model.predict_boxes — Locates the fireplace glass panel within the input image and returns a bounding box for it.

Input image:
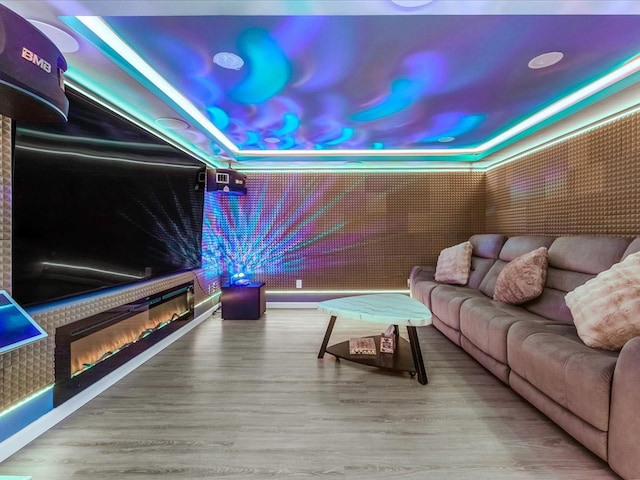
[70,295,190,377]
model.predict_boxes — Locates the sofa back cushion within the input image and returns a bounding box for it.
[478,236,554,298]
[467,234,507,289]
[524,236,632,324]
[499,236,555,261]
[622,237,640,259]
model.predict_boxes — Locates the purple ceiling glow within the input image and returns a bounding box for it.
[101,15,640,152]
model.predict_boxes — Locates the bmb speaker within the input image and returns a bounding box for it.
[206,168,247,196]
[0,4,69,122]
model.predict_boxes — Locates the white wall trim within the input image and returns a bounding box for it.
[267,302,318,309]
[0,305,217,463]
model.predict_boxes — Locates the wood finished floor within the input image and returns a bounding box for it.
[0,309,619,479]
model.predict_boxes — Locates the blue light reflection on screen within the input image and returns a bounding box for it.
[0,290,47,354]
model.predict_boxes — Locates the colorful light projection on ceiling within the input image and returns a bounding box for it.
[201,176,385,280]
[64,14,640,161]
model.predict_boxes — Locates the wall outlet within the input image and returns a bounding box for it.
[296,279,302,289]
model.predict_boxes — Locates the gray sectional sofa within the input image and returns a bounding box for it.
[410,234,640,479]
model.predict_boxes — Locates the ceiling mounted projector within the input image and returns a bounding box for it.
[206,168,247,196]
[0,4,69,122]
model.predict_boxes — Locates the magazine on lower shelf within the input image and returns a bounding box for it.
[349,337,376,355]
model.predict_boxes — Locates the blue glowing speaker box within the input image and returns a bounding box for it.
[0,4,69,122]
[206,168,247,196]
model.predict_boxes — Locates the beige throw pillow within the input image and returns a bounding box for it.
[435,241,473,285]
[565,251,640,351]
[494,247,548,305]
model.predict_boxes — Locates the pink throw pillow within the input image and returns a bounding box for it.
[494,247,548,305]
[565,251,640,351]
[435,241,473,285]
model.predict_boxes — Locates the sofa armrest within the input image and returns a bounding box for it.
[409,265,436,286]
[608,336,640,479]
[409,265,436,305]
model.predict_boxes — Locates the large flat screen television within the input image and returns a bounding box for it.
[12,89,206,307]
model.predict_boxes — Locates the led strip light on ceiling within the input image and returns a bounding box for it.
[75,16,640,162]
[75,16,238,155]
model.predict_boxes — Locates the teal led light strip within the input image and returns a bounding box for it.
[266,289,410,295]
[239,166,473,173]
[0,386,53,420]
[478,102,640,172]
[195,291,221,309]
[75,16,238,155]
[479,56,640,152]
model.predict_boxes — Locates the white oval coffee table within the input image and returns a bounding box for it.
[317,294,432,385]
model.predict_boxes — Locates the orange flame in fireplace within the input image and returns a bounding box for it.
[70,297,188,376]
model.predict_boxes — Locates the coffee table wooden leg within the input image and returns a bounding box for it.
[318,315,337,358]
[407,326,428,385]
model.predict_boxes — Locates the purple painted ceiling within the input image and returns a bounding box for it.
[4,0,640,166]
[101,14,640,153]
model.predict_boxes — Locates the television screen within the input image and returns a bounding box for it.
[0,290,47,354]
[12,90,206,306]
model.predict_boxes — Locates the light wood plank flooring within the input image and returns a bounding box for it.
[0,309,618,479]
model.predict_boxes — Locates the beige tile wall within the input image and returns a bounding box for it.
[486,111,640,236]
[228,171,486,290]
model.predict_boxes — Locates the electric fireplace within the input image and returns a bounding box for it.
[54,282,194,405]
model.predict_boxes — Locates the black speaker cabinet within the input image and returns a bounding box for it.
[0,4,69,122]
[221,282,266,320]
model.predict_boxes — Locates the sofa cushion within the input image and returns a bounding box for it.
[566,251,640,350]
[524,287,575,325]
[477,236,554,301]
[548,236,631,275]
[507,321,618,432]
[622,237,640,259]
[460,296,549,364]
[478,260,507,298]
[494,247,548,305]
[498,236,554,262]
[430,284,487,332]
[435,241,473,285]
[467,234,507,288]
[523,236,631,324]
[469,233,506,259]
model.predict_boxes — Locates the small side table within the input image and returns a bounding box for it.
[221,282,266,320]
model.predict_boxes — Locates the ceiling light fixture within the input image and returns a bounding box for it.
[264,137,281,144]
[28,20,80,53]
[528,51,564,69]
[438,136,455,143]
[483,54,640,151]
[155,117,189,130]
[213,52,244,70]
[390,0,434,7]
